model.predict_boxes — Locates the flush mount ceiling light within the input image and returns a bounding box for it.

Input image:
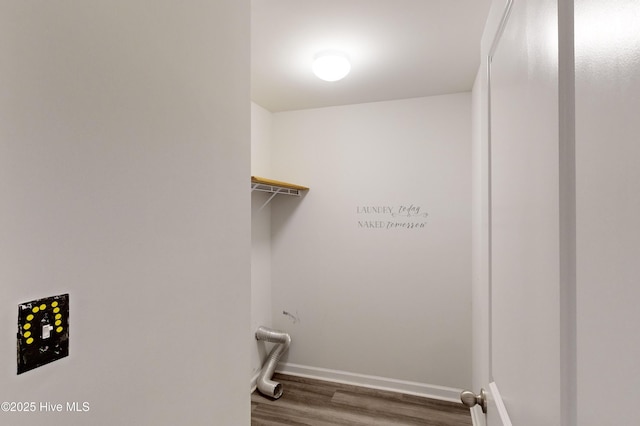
[312,51,351,82]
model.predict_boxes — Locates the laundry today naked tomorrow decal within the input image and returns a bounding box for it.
[356,204,429,230]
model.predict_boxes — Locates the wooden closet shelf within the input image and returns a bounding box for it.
[251,176,309,211]
[251,176,309,192]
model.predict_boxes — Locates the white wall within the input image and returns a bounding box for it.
[269,94,472,391]
[575,2,640,424]
[251,103,273,177]
[0,2,250,425]
[251,103,273,380]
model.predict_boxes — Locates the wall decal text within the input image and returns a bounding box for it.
[356,204,428,230]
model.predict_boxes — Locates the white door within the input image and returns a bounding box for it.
[472,1,640,425]
[469,1,573,424]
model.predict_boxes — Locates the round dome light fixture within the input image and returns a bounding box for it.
[312,51,351,82]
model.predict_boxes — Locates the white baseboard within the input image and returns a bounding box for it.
[269,362,463,403]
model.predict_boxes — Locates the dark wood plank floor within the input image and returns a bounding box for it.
[251,374,472,426]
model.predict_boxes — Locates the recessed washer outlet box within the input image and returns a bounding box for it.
[17,294,69,374]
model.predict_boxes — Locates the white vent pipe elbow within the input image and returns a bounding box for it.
[255,326,291,399]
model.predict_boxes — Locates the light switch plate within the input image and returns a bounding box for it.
[17,294,69,374]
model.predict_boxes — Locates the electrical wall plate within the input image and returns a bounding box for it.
[17,294,69,374]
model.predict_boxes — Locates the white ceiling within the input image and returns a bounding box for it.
[251,0,493,112]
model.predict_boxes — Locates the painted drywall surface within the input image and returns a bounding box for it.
[0,2,250,425]
[575,2,640,424]
[270,94,472,389]
[251,102,273,380]
[251,103,273,178]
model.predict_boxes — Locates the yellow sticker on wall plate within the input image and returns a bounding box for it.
[18,294,69,375]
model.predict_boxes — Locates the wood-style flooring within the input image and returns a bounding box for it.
[251,374,472,426]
